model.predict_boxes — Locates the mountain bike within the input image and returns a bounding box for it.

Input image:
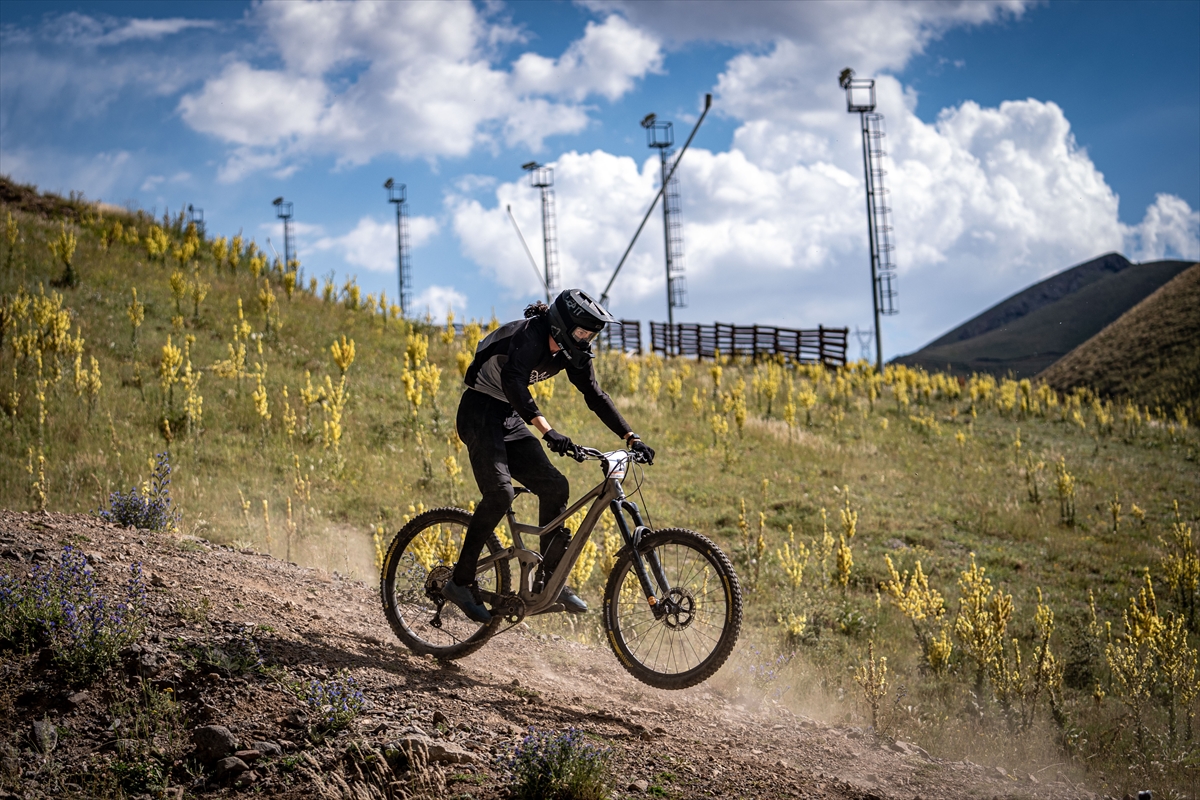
[380,446,743,690]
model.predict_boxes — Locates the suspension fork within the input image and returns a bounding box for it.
[609,499,671,618]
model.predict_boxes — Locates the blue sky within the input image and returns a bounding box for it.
[2,0,1197,359]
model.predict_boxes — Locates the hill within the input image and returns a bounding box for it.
[894,252,1195,378]
[1,181,1197,797]
[1039,263,1200,419]
[0,510,1088,799]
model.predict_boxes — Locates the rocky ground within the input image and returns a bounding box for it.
[0,511,1103,800]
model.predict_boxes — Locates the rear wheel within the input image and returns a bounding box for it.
[602,528,742,690]
[380,507,510,660]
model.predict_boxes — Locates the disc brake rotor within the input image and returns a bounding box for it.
[662,587,696,630]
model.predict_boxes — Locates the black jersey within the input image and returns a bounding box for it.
[463,314,630,439]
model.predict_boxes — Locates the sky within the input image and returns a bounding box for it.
[1,0,1197,360]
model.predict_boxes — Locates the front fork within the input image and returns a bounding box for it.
[609,499,672,619]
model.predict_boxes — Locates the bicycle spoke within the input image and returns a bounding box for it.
[610,537,733,676]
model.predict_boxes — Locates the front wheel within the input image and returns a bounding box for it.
[380,507,510,660]
[603,528,742,690]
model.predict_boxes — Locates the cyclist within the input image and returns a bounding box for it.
[444,289,655,623]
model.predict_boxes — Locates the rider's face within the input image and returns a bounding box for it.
[571,327,599,344]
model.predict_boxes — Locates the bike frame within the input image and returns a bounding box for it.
[473,449,671,618]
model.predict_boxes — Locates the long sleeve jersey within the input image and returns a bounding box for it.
[463,314,631,439]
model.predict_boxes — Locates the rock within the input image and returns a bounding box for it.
[192,725,238,763]
[150,572,170,588]
[65,691,90,712]
[282,708,309,729]
[233,769,258,789]
[277,739,297,752]
[431,710,448,726]
[995,766,1008,778]
[389,734,475,765]
[234,749,262,763]
[251,741,282,757]
[628,779,650,793]
[31,719,56,753]
[85,552,104,565]
[214,756,249,780]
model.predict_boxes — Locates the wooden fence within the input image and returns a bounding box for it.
[648,321,848,366]
[601,320,643,354]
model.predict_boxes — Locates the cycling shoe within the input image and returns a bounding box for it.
[442,579,492,623]
[558,585,588,614]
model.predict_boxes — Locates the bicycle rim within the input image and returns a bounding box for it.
[382,509,505,656]
[605,529,740,688]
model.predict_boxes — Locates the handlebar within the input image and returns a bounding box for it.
[571,445,652,465]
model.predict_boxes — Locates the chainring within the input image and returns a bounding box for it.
[494,594,527,624]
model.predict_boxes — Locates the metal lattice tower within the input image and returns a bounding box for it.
[186,204,205,237]
[272,197,295,270]
[385,179,412,317]
[840,69,899,373]
[523,162,560,296]
[642,114,688,330]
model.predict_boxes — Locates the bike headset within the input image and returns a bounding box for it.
[546,289,616,369]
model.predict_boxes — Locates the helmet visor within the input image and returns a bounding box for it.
[571,327,599,344]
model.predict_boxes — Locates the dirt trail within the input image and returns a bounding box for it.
[0,511,1099,800]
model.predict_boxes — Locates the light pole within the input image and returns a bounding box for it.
[840,68,898,373]
[272,196,294,270]
[385,179,411,318]
[522,162,559,299]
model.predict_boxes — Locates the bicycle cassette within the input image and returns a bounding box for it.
[424,565,452,601]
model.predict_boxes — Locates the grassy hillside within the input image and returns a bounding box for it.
[896,252,1194,378]
[1040,263,1200,420]
[2,183,1198,795]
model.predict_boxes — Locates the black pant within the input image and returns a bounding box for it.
[452,389,569,585]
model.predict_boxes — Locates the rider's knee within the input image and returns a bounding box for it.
[480,485,515,509]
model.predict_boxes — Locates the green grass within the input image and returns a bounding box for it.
[2,191,1198,797]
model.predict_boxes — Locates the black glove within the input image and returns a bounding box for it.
[630,437,655,465]
[543,429,575,457]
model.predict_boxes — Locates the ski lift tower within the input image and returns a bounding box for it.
[840,68,898,373]
[384,179,412,317]
[642,113,688,335]
[272,196,295,270]
[522,162,560,297]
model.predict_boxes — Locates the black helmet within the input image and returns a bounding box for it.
[547,289,615,368]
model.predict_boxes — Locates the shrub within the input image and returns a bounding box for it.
[293,669,366,732]
[0,545,147,681]
[97,451,180,531]
[503,727,612,800]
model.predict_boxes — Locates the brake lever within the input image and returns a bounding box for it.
[570,446,587,463]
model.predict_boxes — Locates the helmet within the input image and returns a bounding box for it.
[547,289,615,368]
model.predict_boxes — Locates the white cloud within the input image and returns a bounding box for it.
[49,13,217,47]
[1124,194,1200,262]
[511,15,663,102]
[312,215,440,275]
[177,3,660,180]
[452,85,1198,354]
[412,286,468,322]
[141,175,165,192]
